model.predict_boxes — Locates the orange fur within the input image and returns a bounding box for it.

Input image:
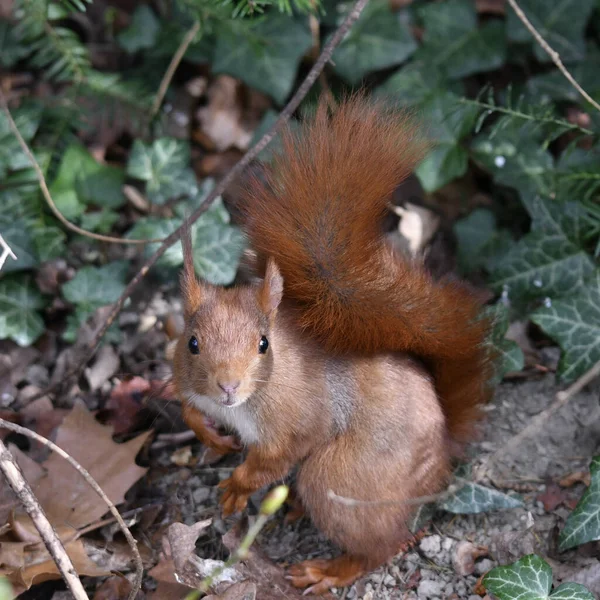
[240,94,495,444]
[172,94,496,593]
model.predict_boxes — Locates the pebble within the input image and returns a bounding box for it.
[417,579,445,598]
[475,558,495,575]
[192,486,211,504]
[419,534,442,558]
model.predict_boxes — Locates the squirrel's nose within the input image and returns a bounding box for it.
[218,380,241,394]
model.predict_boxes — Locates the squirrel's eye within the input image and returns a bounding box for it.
[258,335,269,354]
[188,336,200,355]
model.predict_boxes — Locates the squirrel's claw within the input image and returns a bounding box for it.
[218,477,249,516]
[287,556,365,595]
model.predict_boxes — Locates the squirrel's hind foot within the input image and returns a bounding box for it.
[286,555,367,595]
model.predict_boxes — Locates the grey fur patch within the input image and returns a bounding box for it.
[325,359,356,433]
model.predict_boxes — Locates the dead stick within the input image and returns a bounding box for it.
[0,419,143,600]
[476,358,600,481]
[0,438,89,600]
[507,0,600,112]
[59,0,370,385]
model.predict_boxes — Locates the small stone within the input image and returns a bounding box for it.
[420,535,442,558]
[469,595,482,600]
[370,573,384,584]
[417,579,445,598]
[384,574,395,586]
[442,537,454,552]
[475,559,495,575]
[192,486,211,504]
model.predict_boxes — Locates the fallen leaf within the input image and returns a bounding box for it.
[167,520,213,587]
[559,471,592,488]
[537,481,571,511]
[170,446,194,467]
[475,0,505,14]
[92,574,145,599]
[104,376,151,435]
[0,402,150,593]
[453,541,489,576]
[205,582,256,600]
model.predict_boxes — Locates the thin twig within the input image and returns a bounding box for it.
[151,20,201,119]
[0,439,89,600]
[0,89,163,246]
[0,419,144,600]
[327,481,463,508]
[507,0,600,113]
[476,359,600,481]
[62,0,370,385]
[0,234,17,271]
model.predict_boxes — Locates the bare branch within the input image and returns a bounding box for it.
[0,419,144,600]
[0,90,163,246]
[0,438,89,600]
[61,0,371,385]
[151,20,201,119]
[506,0,600,113]
[0,234,17,271]
[475,359,600,481]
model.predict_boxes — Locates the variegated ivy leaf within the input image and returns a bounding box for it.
[484,554,595,600]
[440,480,522,514]
[559,456,600,551]
[126,138,197,205]
[531,271,600,382]
[0,275,47,346]
[490,198,595,303]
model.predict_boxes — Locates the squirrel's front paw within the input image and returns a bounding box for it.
[218,477,250,516]
[202,418,242,455]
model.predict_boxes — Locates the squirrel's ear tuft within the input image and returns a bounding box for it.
[259,258,283,317]
[180,225,203,318]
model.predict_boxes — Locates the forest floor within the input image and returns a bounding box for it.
[2,283,600,600]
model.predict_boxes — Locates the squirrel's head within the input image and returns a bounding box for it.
[173,227,283,408]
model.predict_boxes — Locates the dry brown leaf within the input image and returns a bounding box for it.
[105,376,151,435]
[537,481,572,511]
[85,345,120,392]
[205,582,256,600]
[559,470,592,488]
[452,541,489,576]
[93,574,145,599]
[148,557,191,600]
[0,402,150,593]
[475,0,505,14]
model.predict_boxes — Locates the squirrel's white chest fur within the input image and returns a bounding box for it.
[185,391,259,445]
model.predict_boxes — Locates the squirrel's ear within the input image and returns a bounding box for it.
[180,225,203,318]
[258,258,283,317]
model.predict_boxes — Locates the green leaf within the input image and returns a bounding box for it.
[507,0,595,64]
[126,138,197,205]
[75,165,126,209]
[415,144,468,193]
[193,200,246,285]
[441,480,523,514]
[33,225,66,262]
[0,103,42,179]
[62,261,128,307]
[117,5,160,53]
[79,209,119,234]
[376,62,449,107]
[126,216,184,269]
[532,272,600,382]
[330,0,416,84]
[0,216,37,273]
[454,208,497,272]
[491,198,595,302]
[418,0,506,79]
[559,456,600,550]
[422,91,480,144]
[212,15,312,104]
[484,554,595,600]
[0,19,30,67]
[49,142,102,219]
[0,275,46,346]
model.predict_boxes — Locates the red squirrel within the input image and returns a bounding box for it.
[172,95,495,595]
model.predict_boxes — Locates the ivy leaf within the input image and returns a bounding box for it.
[507,0,595,64]
[0,215,38,273]
[485,303,525,381]
[559,456,600,551]
[117,5,160,53]
[126,138,197,205]
[415,144,468,193]
[441,479,523,514]
[49,143,103,219]
[330,0,416,84]
[454,208,497,273]
[484,554,595,600]
[193,204,246,285]
[126,216,184,269]
[418,0,506,80]
[531,271,600,382]
[490,198,595,302]
[75,165,126,209]
[212,15,312,105]
[0,103,42,179]
[0,19,30,67]
[62,261,128,307]
[33,225,66,262]
[0,275,46,347]
[79,209,119,234]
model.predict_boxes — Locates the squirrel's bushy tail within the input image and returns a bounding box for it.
[240,95,495,443]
